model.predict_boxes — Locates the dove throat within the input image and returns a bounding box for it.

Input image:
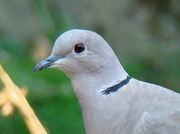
[70,55,129,101]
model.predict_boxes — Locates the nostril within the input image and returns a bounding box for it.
[46,59,52,61]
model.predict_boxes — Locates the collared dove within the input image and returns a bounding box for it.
[34,29,180,134]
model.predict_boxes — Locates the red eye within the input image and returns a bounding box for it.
[74,43,85,53]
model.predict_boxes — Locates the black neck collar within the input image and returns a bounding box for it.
[102,76,131,95]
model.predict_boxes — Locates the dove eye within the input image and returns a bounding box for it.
[74,43,86,54]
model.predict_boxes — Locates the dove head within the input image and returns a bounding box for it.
[34,29,127,85]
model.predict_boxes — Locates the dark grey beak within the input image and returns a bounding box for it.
[34,54,60,72]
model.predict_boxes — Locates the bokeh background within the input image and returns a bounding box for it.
[0,0,179,133]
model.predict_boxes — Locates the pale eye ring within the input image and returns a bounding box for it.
[74,43,85,53]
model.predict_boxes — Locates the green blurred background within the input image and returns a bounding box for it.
[0,0,179,133]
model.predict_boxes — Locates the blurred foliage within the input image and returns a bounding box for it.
[0,0,85,134]
[0,0,179,134]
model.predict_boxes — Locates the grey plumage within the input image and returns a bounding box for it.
[34,29,180,134]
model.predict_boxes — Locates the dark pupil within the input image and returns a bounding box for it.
[74,43,85,53]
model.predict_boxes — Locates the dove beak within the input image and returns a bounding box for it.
[34,54,61,72]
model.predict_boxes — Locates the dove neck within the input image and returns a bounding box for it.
[71,59,128,98]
